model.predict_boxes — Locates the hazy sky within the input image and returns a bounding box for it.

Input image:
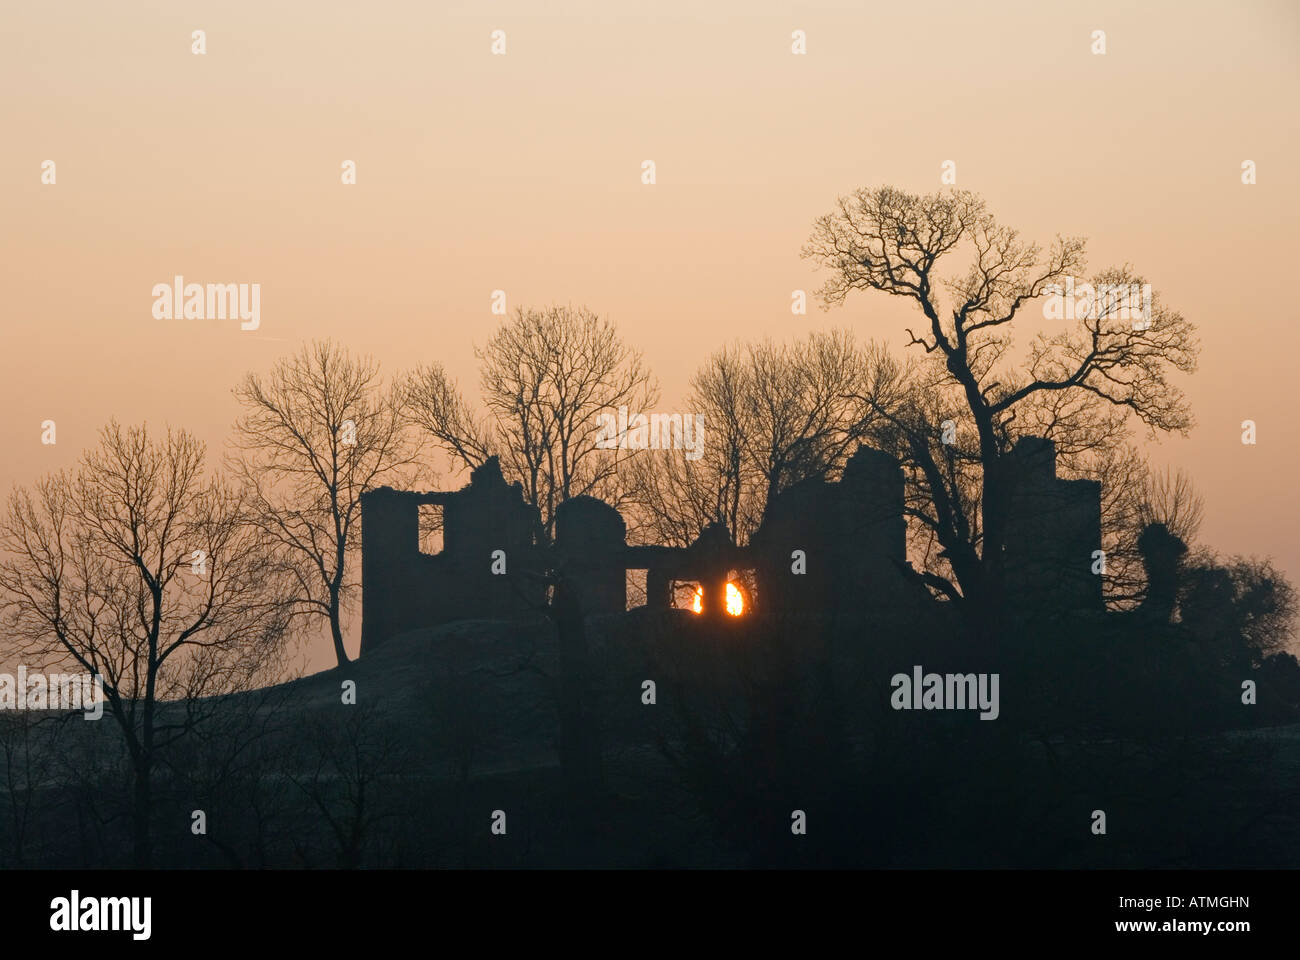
[3,0,1297,670]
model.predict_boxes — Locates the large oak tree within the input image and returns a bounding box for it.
[804,187,1198,630]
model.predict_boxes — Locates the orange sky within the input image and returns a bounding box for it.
[2,0,1297,670]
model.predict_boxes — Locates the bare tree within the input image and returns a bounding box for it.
[624,346,752,547]
[0,422,292,866]
[1137,465,1204,544]
[166,676,300,868]
[231,340,415,667]
[624,448,741,549]
[628,331,890,547]
[742,333,883,510]
[857,353,1194,609]
[404,305,657,544]
[805,186,1198,628]
[289,703,403,869]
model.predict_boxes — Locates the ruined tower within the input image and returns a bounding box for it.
[554,495,627,616]
[359,457,544,655]
[1001,437,1103,613]
[750,444,916,615]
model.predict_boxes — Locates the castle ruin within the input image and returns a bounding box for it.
[359,439,1105,654]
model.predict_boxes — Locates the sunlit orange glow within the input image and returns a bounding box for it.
[690,583,745,616]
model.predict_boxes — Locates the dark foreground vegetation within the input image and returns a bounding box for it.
[3,602,1297,869]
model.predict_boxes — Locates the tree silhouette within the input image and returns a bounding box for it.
[804,186,1198,631]
[627,331,893,547]
[0,422,292,865]
[231,340,415,667]
[404,304,656,544]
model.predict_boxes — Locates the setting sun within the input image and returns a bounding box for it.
[691,583,745,616]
